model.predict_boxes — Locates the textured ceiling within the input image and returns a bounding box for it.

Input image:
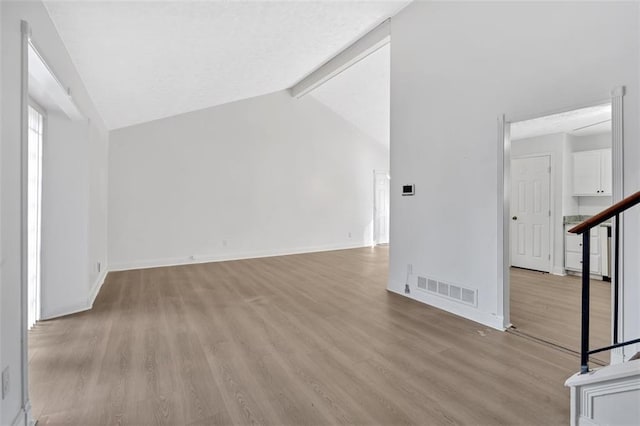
[43,0,410,130]
[511,104,611,140]
[310,43,389,148]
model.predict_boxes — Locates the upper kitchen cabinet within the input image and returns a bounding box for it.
[573,148,612,196]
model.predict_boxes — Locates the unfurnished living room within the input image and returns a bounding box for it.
[1,1,640,425]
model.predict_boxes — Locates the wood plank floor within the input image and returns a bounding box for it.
[30,247,578,425]
[510,267,611,364]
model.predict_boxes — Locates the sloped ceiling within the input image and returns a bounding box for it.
[43,0,409,130]
[310,43,389,148]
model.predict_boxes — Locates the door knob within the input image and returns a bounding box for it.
[512,216,518,220]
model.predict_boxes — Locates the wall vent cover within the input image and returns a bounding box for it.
[417,276,427,290]
[416,275,478,307]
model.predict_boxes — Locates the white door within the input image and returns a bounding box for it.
[374,171,390,245]
[511,156,551,272]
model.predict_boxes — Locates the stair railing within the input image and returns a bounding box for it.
[569,190,640,373]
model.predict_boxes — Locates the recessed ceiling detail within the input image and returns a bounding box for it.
[43,0,410,130]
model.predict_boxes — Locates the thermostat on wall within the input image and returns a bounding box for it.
[402,184,415,196]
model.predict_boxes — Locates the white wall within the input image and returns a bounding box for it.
[0,0,4,421]
[39,112,90,319]
[512,133,565,275]
[389,1,639,336]
[563,134,580,217]
[109,90,388,270]
[1,1,109,423]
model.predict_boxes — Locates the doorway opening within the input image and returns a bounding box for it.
[503,101,619,364]
[373,170,390,245]
[27,104,44,329]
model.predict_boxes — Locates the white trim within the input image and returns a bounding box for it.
[552,266,567,276]
[40,301,92,321]
[289,19,390,98]
[499,88,625,356]
[610,86,625,363]
[39,269,108,320]
[10,407,27,426]
[87,269,108,308]
[27,40,84,121]
[19,19,35,426]
[565,359,640,425]
[497,115,510,328]
[109,243,370,272]
[565,358,640,387]
[388,287,505,331]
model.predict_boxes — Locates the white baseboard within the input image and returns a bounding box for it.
[108,242,370,272]
[10,406,29,426]
[40,301,91,320]
[40,269,109,320]
[552,266,567,276]
[87,268,108,308]
[387,286,506,331]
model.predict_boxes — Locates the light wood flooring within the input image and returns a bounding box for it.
[30,247,578,425]
[510,267,611,364]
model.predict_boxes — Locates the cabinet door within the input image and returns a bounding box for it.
[566,234,599,255]
[589,255,601,274]
[600,148,612,195]
[573,151,601,195]
[565,252,582,271]
[565,252,601,274]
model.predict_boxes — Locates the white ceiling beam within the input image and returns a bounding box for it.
[289,19,390,99]
[28,41,84,121]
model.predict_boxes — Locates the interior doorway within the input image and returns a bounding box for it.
[373,170,390,245]
[27,104,44,329]
[502,99,620,362]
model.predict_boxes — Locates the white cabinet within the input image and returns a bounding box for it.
[565,225,606,276]
[573,149,612,196]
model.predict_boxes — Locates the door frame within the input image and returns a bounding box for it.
[19,19,35,425]
[27,99,46,329]
[510,153,553,274]
[497,87,625,347]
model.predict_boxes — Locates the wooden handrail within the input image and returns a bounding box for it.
[569,190,640,234]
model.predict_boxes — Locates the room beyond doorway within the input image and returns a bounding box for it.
[509,267,611,364]
[501,97,621,354]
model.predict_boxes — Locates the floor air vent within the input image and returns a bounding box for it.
[417,275,477,307]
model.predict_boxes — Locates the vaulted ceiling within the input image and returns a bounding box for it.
[310,43,389,148]
[43,0,409,130]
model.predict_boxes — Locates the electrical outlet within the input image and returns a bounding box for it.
[222,240,228,247]
[2,366,9,400]
[348,232,352,238]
